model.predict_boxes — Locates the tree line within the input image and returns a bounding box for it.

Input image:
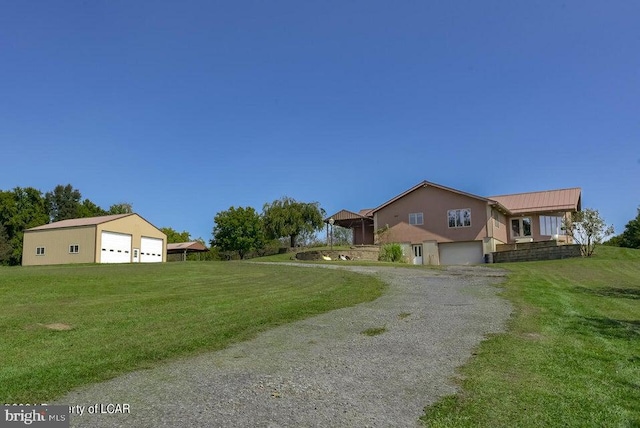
[0,185,340,265]
[604,207,640,249]
[212,196,327,259]
[0,184,132,265]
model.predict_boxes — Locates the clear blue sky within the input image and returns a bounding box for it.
[2,1,638,241]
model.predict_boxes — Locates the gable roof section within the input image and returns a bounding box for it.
[25,213,134,231]
[358,208,374,217]
[371,180,504,214]
[324,209,370,223]
[489,188,581,215]
[167,241,208,252]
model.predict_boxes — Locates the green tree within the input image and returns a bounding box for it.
[78,199,108,218]
[263,197,324,248]
[0,187,49,265]
[188,237,217,261]
[161,227,191,244]
[0,223,12,265]
[212,206,264,259]
[563,208,615,257]
[45,184,82,221]
[618,208,640,249]
[603,234,623,247]
[108,202,133,214]
[333,226,353,246]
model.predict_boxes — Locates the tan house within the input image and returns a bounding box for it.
[326,180,581,265]
[22,213,167,266]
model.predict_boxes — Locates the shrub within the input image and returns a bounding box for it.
[378,243,405,262]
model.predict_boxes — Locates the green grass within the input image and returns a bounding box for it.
[422,246,640,427]
[361,326,387,336]
[0,261,385,403]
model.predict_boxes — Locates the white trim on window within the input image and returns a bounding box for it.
[447,209,471,228]
[409,212,423,225]
[69,244,80,254]
[539,215,565,236]
[511,217,532,238]
[36,247,45,256]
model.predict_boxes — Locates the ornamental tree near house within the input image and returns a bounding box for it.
[562,208,615,257]
[262,197,324,248]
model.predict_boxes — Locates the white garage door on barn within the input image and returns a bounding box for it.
[101,231,132,263]
[439,241,484,265]
[140,236,163,263]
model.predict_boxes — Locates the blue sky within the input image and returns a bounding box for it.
[1,1,638,241]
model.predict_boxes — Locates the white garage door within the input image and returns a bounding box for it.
[101,231,132,263]
[439,241,484,265]
[140,237,163,263]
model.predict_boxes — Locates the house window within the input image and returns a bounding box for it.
[493,211,502,228]
[36,247,45,256]
[540,216,565,236]
[448,209,471,228]
[69,244,79,254]
[409,212,423,225]
[511,218,532,238]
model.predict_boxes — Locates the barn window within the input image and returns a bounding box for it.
[69,245,79,254]
[36,247,45,256]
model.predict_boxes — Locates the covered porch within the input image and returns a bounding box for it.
[324,209,375,245]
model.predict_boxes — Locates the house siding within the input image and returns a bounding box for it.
[491,208,509,244]
[22,226,96,266]
[374,185,490,244]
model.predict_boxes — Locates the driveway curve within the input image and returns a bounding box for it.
[59,264,512,428]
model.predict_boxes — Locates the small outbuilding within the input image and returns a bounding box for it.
[167,241,209,261]
[22,213,167,266]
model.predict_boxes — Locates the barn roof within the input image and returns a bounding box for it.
[25,214,133,231]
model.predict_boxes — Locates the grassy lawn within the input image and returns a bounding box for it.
[0,261,385,403]
[422,246,640,427]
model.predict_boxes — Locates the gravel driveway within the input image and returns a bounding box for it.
[58,264,512,428]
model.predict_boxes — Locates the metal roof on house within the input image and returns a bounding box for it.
[489,188,581,215]
[166,241,208,252]
[25,214,133,231]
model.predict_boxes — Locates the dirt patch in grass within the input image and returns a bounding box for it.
[40,323,74,331]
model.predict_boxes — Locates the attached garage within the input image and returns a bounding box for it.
[23,213,166,266]
[439,241,484,265]
[140,236,163,263]
[100,231,133,263]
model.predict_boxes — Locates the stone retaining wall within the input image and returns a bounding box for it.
[295,247,380,261]
[492,244,581,263]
